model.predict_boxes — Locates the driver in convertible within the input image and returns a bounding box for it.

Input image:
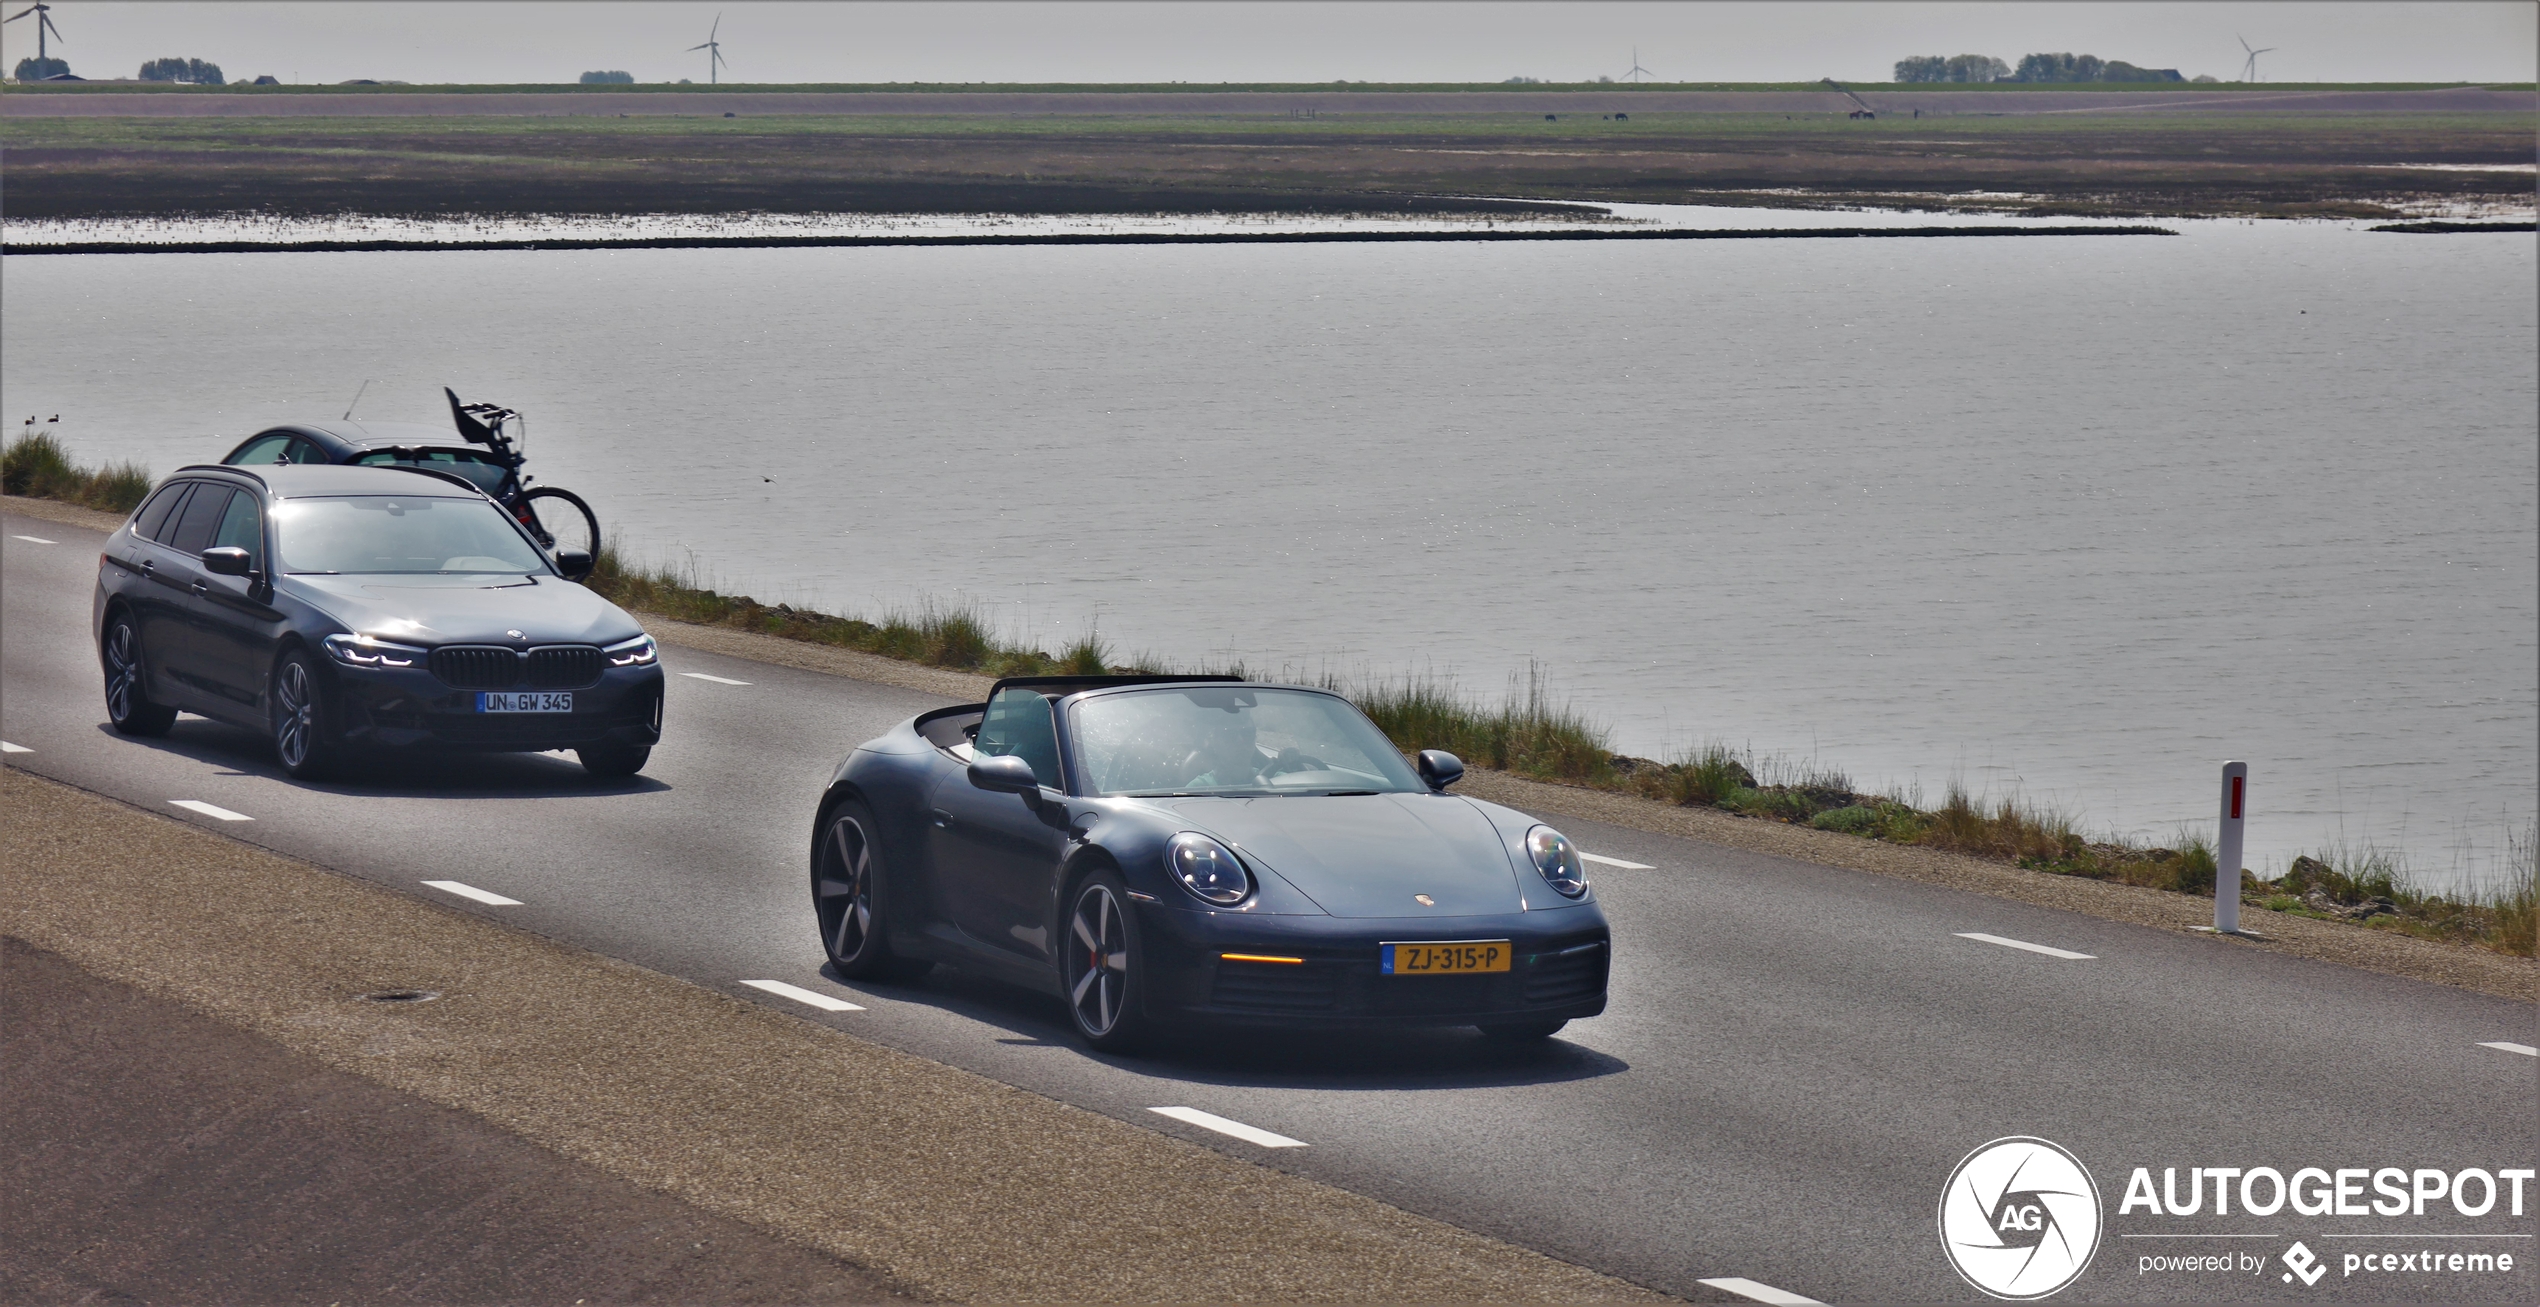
[1182,711,1266,788]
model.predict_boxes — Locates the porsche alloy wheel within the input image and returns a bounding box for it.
[815,802,925,981]
[102,618,176,736]
[1065,872,1149,1051]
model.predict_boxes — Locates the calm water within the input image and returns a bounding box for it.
[5,219,2532,884]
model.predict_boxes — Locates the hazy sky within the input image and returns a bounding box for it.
[11,2,2534,86]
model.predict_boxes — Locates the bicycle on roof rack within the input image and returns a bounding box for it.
[442,387,602,563]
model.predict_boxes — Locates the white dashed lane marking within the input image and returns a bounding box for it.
[1579,851,1653,870]
[0,741,30,753]
[11,535,58,544]
[679,672,752,686]
[2479,1041,2538,1057]
[423,880,523,907]
[1956,932,2095,961]
[168,800,253,822]
[1148,1106,1307,1148]
[741,979,865,1012]
[1696,1277,1823,1305]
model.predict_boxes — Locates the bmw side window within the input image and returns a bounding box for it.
[977,689,1062,790]
[131,482,194,542]
[211,490,263,571]
[228,434,292,465]
[165,486,234,554]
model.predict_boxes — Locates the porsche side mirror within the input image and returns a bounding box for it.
[969,753,1043,796]
[1417,749,1465,791]
[554,548,595,582]
[200,546,253,577]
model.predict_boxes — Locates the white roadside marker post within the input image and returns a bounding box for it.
[2214,760,2248,935]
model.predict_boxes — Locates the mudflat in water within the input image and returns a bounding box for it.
[4,217,2530,882]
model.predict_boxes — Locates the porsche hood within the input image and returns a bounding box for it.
[1161,792,1533,917]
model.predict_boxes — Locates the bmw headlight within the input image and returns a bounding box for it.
[322,633,425,669]
[1167,832,1253,907]
[1525,825,1590,898]
[604,633,658,667]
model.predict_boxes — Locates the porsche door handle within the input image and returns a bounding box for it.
[929,809,954,829]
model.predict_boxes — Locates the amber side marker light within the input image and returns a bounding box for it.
[1220,952,1306,964]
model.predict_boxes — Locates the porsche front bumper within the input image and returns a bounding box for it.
[1134,902,1610,1030]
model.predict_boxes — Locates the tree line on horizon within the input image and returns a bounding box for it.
[1894,52,2200,83]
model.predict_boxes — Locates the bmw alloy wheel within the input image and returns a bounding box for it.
[102,618,176,736]
[274,658,316,770]
[105,623,140,721]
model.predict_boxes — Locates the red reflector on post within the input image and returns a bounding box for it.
[2230,775,2244,819]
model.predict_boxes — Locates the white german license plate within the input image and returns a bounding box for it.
[477,691,573,713]
[1381,940,1512,976]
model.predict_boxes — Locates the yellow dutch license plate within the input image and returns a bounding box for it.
[1382,940,1512,976]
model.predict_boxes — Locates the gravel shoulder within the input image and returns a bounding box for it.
[1,766,1663,1303]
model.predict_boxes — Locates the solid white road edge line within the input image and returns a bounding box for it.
[1956,931,2096,961]
[422,880,524,907]
[168,800,252,822]
[2478,1041,2538,1057]
[740,979,865,1012]
[0,741,30,753]
[1149,1106,1308,1148]
[11,535,57,544]
[1694,1276,1824,1305]
[1579,851,1654,869]
[679,672,752,685]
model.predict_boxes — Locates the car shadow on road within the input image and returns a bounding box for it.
[828,960,1628,1091]
[97,716,672,798]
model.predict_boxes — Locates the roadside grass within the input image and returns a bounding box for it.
[577,538,2536,958]
[1,432,152,515]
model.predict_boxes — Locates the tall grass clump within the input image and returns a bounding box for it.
[2257,827,2536,957]
[1348,665,1613,783]
[2,432,153,514]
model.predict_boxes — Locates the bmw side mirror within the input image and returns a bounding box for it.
[1417,749,1465,791]
[554,548,594,581]
[969,753,1043,797]
[200,546,253,577]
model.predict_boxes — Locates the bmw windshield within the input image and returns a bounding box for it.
[272,495,549,575]
[1070,686,1426,797]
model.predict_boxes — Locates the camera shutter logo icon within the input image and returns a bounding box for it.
[1939,1137,2103,1299]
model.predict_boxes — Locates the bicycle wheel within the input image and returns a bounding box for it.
[519,486,600,559]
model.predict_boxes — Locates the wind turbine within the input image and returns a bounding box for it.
[688,12,727,85]
[2236,34,2276,83]
[1624,45,1653,83]
[4,1,66,70]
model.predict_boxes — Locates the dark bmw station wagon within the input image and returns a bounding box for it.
[93,463,663,779]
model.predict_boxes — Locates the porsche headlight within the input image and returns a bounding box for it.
[604,633,658,667]
[1167,832,1253,907]
[322,633,425,669]
[1525,825,1589,898]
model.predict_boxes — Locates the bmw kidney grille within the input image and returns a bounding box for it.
[428,644,604,691]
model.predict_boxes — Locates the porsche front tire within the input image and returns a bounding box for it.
[1063,869,1151,1053]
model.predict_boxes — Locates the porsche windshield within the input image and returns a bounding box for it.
[272,495,549,575]
[1070,686,1426,797]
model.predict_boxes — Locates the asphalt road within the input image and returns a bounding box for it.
[7,508,2534,1304]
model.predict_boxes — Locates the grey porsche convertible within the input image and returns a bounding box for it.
[809,675,1611,1050]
